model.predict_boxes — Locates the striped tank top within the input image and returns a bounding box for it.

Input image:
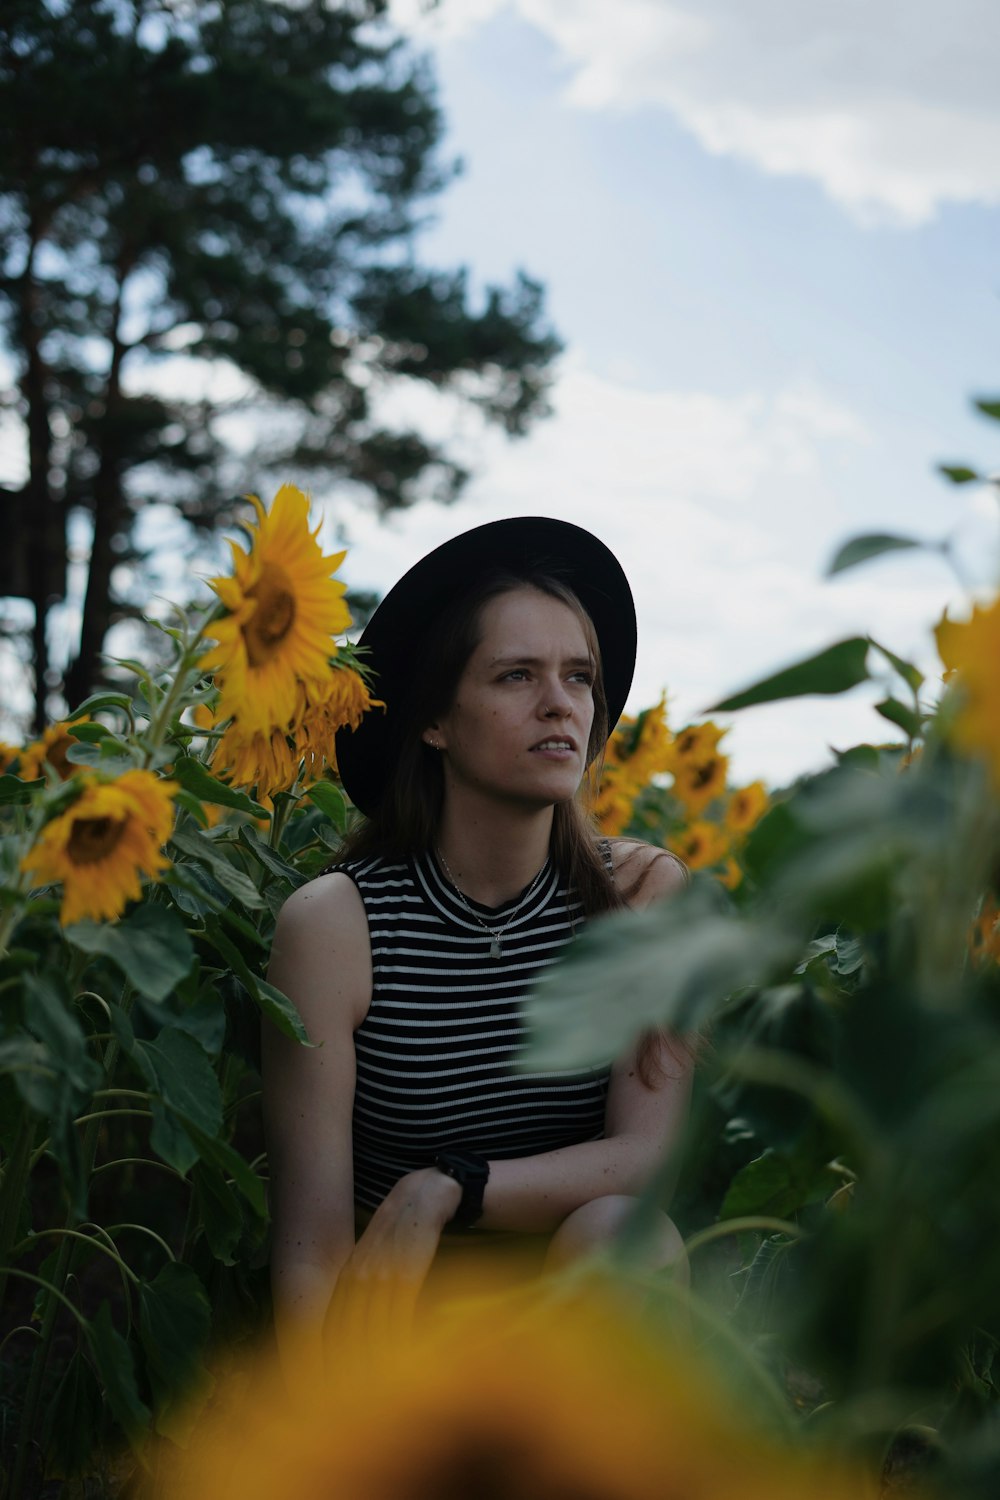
[339,849,612,1212]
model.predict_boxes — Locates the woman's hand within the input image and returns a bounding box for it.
[323,1168,462,1349]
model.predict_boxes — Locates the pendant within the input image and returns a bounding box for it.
[490,937,502,960]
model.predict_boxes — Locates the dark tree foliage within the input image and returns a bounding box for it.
[0,0,561,728]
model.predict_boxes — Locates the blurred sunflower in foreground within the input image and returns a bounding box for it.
[199,483,381,801]
[20,769,178,924]
[153,1279,879,1500]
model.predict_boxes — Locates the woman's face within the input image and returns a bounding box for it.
[424,586,597,812]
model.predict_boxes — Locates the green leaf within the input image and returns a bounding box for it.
[63,741,135,773]
[710,638,870,713]
[305,779,347,832]
[22,972,101,1096]
[720,1120,843,1219]
[938,464,980,485]
[134,1027,223,1174]
[867,637,924,693]
[526,885,799,1070]
[190,1159,245,1263]
[44,1344,106,1478]
[0,772,44,804]
[171,990,228,1058]
[201,913,312,1044]
[973,398,1000,422]
[832,932,865,976]
[86,1302,151,1446]
[875,698,921,738]
[170,825,266,909]
[138,1262,211,1416]
[187,1125,267,1218]
[256,977,313,1046]
[237,824,307,888]
[63,721,115,743]
[826,533,924,577]
[66,904,195,1002]
[67,690,135,719]
[171,755,269,817]
[0,1036,58,1114]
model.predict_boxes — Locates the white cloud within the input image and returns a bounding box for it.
[391,0,1000,225]
[327,357,981,786]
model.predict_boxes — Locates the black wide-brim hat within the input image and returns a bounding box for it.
[336,515,636,816]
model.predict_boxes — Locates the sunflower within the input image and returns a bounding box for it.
[935,597,1000,787]
[155,1274,876,1500]
[298,666,384,781]
[725,780,769,834]
[209,665,383,802]
[212,721,300,805]
[670,819,729,872]
[18,717,91,782]
[669,719,727,767]
[202,484,352,736]
[592,697,672,835]
[20,770,178,925]
[672,751,729,814]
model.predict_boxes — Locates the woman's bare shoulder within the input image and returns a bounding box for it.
[276,869,366,930]
[605,837,690,907]
[272,871,370,973]
[269,872,371,1033]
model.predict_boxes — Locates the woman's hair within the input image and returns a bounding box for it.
[334,570,687,1084]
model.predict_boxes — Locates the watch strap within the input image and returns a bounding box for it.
[434,1148,490,1231]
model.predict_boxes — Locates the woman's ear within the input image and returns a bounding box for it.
[421,725,444,750]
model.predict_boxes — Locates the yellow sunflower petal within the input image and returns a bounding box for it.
[934,596,1000,786]
[20,770,179,925]
[156,1273,877,1500]
[18,717,91,782]
[672,752,729,814]
[204,484,352,736]
[725,780,769,833]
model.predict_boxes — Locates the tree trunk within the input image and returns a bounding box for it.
[18,231,65,734]
[62,272,131,715]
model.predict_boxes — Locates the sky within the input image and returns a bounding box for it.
[331,0,1000,786]
[4,0,999,788]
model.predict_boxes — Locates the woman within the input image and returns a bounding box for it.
[263,517,693,1365]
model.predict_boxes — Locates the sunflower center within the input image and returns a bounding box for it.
[243,563,297,667]
[68,815,127,866]
[693,760,718,789]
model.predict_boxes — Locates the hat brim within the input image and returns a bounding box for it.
[335,515,636,817]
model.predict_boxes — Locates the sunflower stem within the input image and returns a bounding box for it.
[10,987,134,1494]
[0,1104,36,1309]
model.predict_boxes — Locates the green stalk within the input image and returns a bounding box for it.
[10,993,132,1497]
[0,1107,36,1310]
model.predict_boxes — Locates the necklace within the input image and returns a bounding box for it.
[436,848,548,961]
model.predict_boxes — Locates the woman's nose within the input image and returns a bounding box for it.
[540,682,573,716]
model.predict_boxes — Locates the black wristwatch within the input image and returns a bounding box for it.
[433,1149,490,1231]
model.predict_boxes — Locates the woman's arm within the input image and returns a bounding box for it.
[262,873,370,1372]
[478,843,693,1233]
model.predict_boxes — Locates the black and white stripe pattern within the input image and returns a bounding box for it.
[340,850,611,1212]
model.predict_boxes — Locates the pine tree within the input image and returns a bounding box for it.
[0,0,561,727]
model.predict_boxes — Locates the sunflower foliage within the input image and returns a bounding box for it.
[0,485,377,1495]
[534,408,1000,1497]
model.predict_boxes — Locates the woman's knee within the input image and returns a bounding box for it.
[545,1195,688,1280]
